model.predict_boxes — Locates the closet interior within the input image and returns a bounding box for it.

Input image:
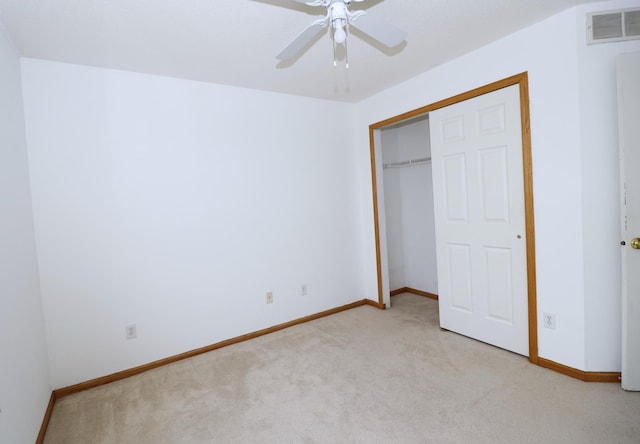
[380,114,438,298]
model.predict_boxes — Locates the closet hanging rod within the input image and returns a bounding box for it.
[383,156,431,169]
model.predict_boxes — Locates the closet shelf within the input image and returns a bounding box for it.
[383,157,431,169]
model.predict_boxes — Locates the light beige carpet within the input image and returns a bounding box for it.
[44,294,640,443]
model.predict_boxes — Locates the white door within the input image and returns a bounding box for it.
[618,51,640,391]
[429,85,528,355]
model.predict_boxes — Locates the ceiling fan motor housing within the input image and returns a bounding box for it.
[329,1,349,29]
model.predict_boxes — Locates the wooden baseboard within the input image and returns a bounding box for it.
[364,298,386,309]
[399,292,618,383]
[54,299,374,399]
[40,299,377,439]
[36,392,56,444]
[391,287,439,300]
[38,297,620,441]
[537,357,621,382]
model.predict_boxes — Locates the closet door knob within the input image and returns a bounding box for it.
[632,238,640,249]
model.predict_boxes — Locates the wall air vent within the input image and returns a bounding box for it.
[588,8,640,44]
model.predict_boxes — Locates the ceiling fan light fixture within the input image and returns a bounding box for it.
[334,25,347,44]
[275,0,407,66]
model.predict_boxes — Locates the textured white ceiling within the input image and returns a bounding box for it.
[0,0,606,102]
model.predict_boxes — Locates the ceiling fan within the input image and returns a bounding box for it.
[275,0,407,67]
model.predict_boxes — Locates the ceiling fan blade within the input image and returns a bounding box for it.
[276,20,326,61]
[289,0,325,5]
[350,13,406,47]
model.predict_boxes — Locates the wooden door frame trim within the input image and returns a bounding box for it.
[368,72,539,363]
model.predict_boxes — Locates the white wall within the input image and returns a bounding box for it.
[10,3,637,402]
[576,1,640,371]
[0,25,51,443]
[381,118,437,294]
[21,59,363,388]
[356,3,634,371]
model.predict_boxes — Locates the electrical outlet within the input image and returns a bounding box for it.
[543,313,556,330]
[266,291,273,304]
[126,324,137,339]
[301,284,308,296]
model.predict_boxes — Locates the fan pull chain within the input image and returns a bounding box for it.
[332,27,349,69]
[344,31,350,69]
[332,31,350,69]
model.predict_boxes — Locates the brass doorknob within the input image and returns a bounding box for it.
[632,238,640,249]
